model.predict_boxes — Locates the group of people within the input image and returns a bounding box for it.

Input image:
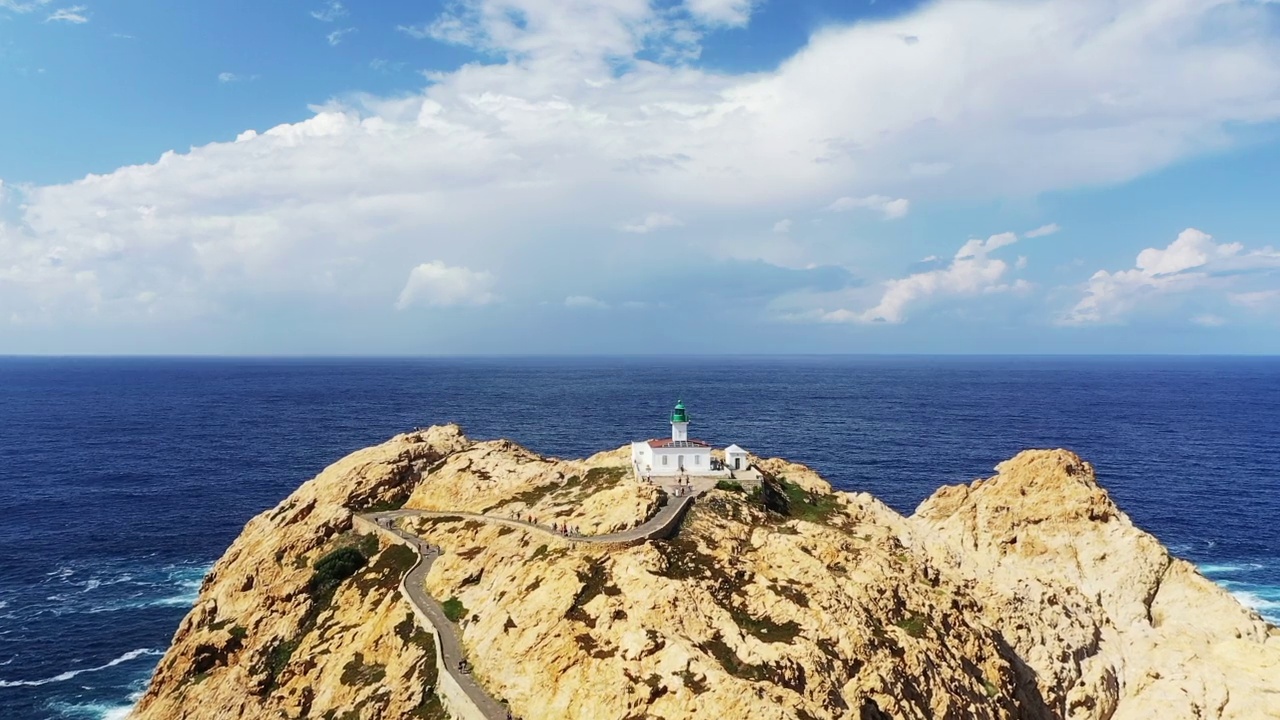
[509,510,582,537]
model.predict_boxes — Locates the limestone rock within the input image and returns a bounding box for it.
[132,432,1279,720]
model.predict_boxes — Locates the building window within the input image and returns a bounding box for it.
[695,455,701,465]
[662,456,668,466]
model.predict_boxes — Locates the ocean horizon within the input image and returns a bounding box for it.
[1,355,1277,719]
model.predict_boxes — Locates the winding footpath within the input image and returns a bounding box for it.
[355,480,711,720]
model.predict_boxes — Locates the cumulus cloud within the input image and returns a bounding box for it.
[395,262,499,309]
[45,4,87,23]
[618,213,684,234]
[827,195,910,220]
[775,232,1030,325]
[217,72,239,84]
[772,219,791,234]
[818,232,1029,324]
[5,0,1280,342]
[1063,229,1280,325]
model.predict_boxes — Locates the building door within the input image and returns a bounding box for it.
[734,457,741,470]
[678,455,684,470]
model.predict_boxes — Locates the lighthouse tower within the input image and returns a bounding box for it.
[671,400,689,442]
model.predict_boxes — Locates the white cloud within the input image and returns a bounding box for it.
[1064,229,1280,325]
[217,72,239,84]
[827,195,910,220]
[326,27,355,46]
[45,4,87,23]
[1191,313,1226,327]
[565,295,609,309]
[772,219,791,234]
[310,0,345,22]
[1024,223,1061,238]
[0,0,52,12]
[395,262,498,309]
[619,213,684,234]
[5,0,1280,339]
[395,23,433,40]
[1230,289,1280,310]
[812,231,1028,324]
[684,0,753,27]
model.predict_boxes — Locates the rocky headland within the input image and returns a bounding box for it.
[130,426,1280,720]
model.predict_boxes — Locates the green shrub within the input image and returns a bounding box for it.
[310,546,368,601]
[442,597,467,623]
[896,614,928,639]
[715,480,745,493]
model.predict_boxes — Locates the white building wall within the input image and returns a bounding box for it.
[649,446,711,476]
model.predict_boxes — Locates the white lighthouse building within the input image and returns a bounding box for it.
[631,400,713,477]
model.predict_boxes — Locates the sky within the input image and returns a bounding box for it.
[1,0,1279,355]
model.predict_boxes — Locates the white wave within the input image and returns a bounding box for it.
[1198,564,1244,574]
[0,648,162,688]
[46,700,136,720]
[1198,562,1266,575]
[1232,591,1280,612]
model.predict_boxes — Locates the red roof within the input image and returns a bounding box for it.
[647,438,710,449]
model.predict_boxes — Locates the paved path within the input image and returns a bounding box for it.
[370,520,514,720]
[358,480,711,720]
[372,483,703,545]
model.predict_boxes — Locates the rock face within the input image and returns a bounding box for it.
[912,450,1280,720]
[132,430,1280,720]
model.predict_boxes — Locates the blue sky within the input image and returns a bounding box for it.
[1,0,1279,354]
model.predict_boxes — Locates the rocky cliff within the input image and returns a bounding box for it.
[131,427,1279,720]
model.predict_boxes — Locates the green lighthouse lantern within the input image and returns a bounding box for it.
[671,400,688,424]
[670,400,690,442]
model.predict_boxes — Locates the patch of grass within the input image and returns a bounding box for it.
[229,625,248,642]
[984,679,999,698]
[896,614,929,639]
[442,597,467,623]
[778,481,842,525]
[715,480,745,493]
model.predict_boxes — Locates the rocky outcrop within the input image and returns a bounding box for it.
[132,430,1279,720]
[912,449,1280,720]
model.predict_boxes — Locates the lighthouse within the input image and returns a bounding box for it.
[671,400,689,442]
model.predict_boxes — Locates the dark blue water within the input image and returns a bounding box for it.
[1,357,1277,719]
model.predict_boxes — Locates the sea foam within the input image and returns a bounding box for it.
[0,648,162,688]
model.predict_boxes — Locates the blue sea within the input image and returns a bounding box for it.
[1,357,1277,719]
